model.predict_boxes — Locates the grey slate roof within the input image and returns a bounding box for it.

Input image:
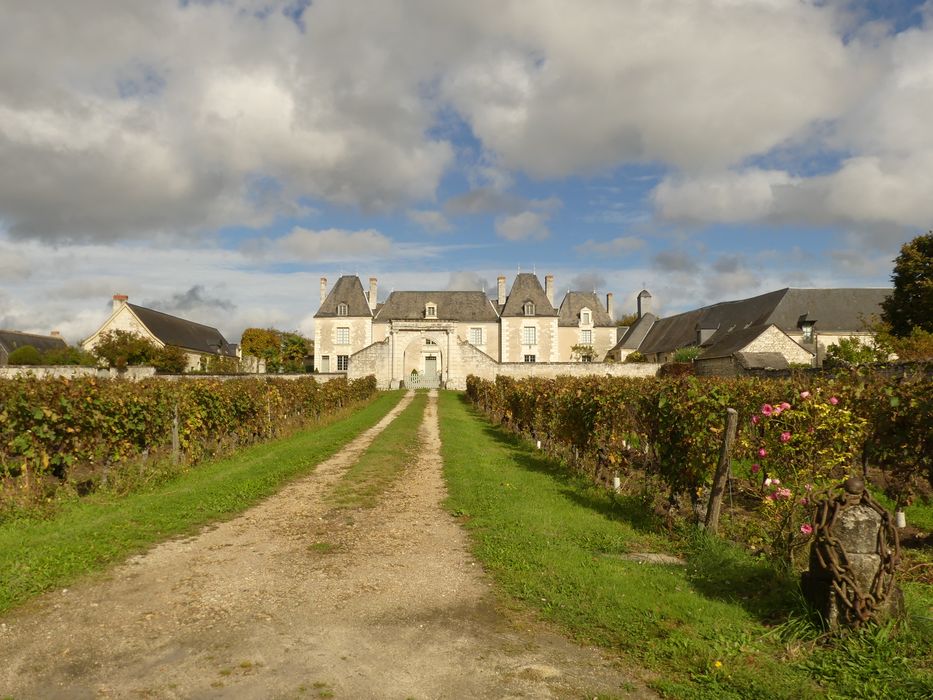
[637,288,889,356]
[314,275,373,318]
[374,291,499,322]
[501,273,558,317]
[557,292,614,327]
[697,323,810,361]
[128,304,235,356]
[735,352,790,370]
[0,330,68,355]
[613,312,657,351]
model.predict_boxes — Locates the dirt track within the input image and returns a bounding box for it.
[0,390,652,699]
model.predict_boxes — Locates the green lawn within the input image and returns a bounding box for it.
[438,391,933,699]
[0,391,404,615]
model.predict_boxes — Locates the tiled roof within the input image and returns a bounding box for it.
[501,273,558,317]
[609,313,657,352]
[314,275,373,318]
[128,304,235,356]
[0,330,68,354]
[374,291,499,322]
[557,292,614,327]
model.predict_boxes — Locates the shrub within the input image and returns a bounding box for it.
[7,346,41,365]
[41,346,96,366]
[673,346,701,362]
[152,345,188,374]
[92,330,158,369]
[624,350,647,363]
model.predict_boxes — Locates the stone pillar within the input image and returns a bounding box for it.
[497,276,507,306]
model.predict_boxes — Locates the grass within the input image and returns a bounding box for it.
[438,391,933,699]
[0,391,404,615]
[326,391,427,509]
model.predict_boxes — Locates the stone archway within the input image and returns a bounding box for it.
[386,323,456,389]
[400,336,444,388]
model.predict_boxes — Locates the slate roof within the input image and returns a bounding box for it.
[501,273,558,317]
[314,275,373,318]
[613,312,657,351]
[374,291,499,322]
[637,288,889,356]
[128,304,235,356]
[735,352,790,370]
[557,292,614,327]
[0,330,68,356]
[697,323,810,361]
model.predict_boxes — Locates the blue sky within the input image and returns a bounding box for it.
[1,0,931,343]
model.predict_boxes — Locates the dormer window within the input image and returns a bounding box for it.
[425,303,437,319]
[523,301,535,316]
[337,302,348,317]
[580,309,592,326]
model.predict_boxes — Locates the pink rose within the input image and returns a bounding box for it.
[829,396,839,405]
[761,404,773,416]
[751,415,760,425]
[780,431,792,443]
[800,391,811,399]
[799,497,809,506]
[758,447,768,458]
[780,402,791,411]
[775,487,792,500]
[800,523,813,535]
[773,406,783,416]
[764,477,773,487]
[751,463,760,474]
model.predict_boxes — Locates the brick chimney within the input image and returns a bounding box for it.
[545,274,554,306]
[368,277,378,310]
[112,294,128,313]
[606,292,614,320]
[497,275,507,306]
[319,277,327,305]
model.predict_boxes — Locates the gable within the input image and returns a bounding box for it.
[501,273,558,317]
[558,292,613,327]
[315,276,373,318]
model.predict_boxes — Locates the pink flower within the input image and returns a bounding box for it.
[773,407,783,416]
[780,402,792,411]
[775,487,792,500]
[772,478,781,485]
[751,415,760,425]
[829,396,839,405]
[800,391,811,400]
[761,404,773,416]
[800,523,814,535]
[780,431,792,443]
[751,463,760,474]
[799,497,809,506]
[758,447,768,458]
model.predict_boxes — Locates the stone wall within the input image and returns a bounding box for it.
[0,366,157,380]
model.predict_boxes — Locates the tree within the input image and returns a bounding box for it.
[824,336,886,367]
[240,328,282,372]
[616,312,639,327]
[881,232,933,337]
[7,345,41,365]
[280,332,311,372]
[42,345,96,366]
[152,345,189,373]
[92,330,158,369]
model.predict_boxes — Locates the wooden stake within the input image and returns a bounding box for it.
[704,407,738,534]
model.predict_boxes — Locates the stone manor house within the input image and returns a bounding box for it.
[314,273,624,389]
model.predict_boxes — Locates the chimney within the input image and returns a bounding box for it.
[368,277,378,310]
[112,294,128,313]
[319,277,328,304]
[545,274,554,305]
[606,292,614,320]
[497,275,506,306]
[637,289,652,319]
[50,330,61,338]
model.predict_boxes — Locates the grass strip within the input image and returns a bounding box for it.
[326,390,428,509]
[0,391,404,615]
[438,391,933,700]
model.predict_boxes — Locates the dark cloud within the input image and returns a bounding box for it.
[146,285,234,313]
[712,254,744,274]
[569,272,606,292]
[652,249,699,273]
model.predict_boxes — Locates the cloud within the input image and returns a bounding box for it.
[653,249,700,273]
[146,285,235,313]
[278,227,394,261]
[494,211,550,241]
[569,272,606,293]
[407,209,453,233]
[446,271,489,291]
[575,236,645,257]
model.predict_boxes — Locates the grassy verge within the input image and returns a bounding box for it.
[438,391,933,699]
[327,391,427,509]
[0,391,404,616]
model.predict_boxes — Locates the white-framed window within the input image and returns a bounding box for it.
[337,355,349,371]
[469,327,483,345]
[581,329,592,344]
[425,303,437,319]
[337,302,348,317]
[581,310,591,325]
[524,354,536,363]
[336,327,350,345]
[523,301,535,316]
[522,326,536,345]
[321,355,330,372]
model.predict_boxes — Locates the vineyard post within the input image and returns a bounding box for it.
[704,407,738,534]
[171,403,180,464]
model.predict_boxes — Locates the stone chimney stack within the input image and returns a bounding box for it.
[637,289,652,319]
[320,277,328,305]
[112,294,128,313]
[368,277,378,310]
[50,330,61,338]
[606,292,614,320]
[545,274,554,305]
[497,275,507,306]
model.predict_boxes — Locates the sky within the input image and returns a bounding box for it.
[1,0,932,344]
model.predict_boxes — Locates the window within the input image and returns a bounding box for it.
[801,325,813,343]
[337,355,349,371]
[523,301,535,316]
[337,302,348,317]
[581,310,591,325]
[581,329,592,344]
[522,326,536,345]
[425,303,437,319]
[469,327,483,345]
[524,354,536,363]
[336,327,350,345]
[321,356,330,372]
